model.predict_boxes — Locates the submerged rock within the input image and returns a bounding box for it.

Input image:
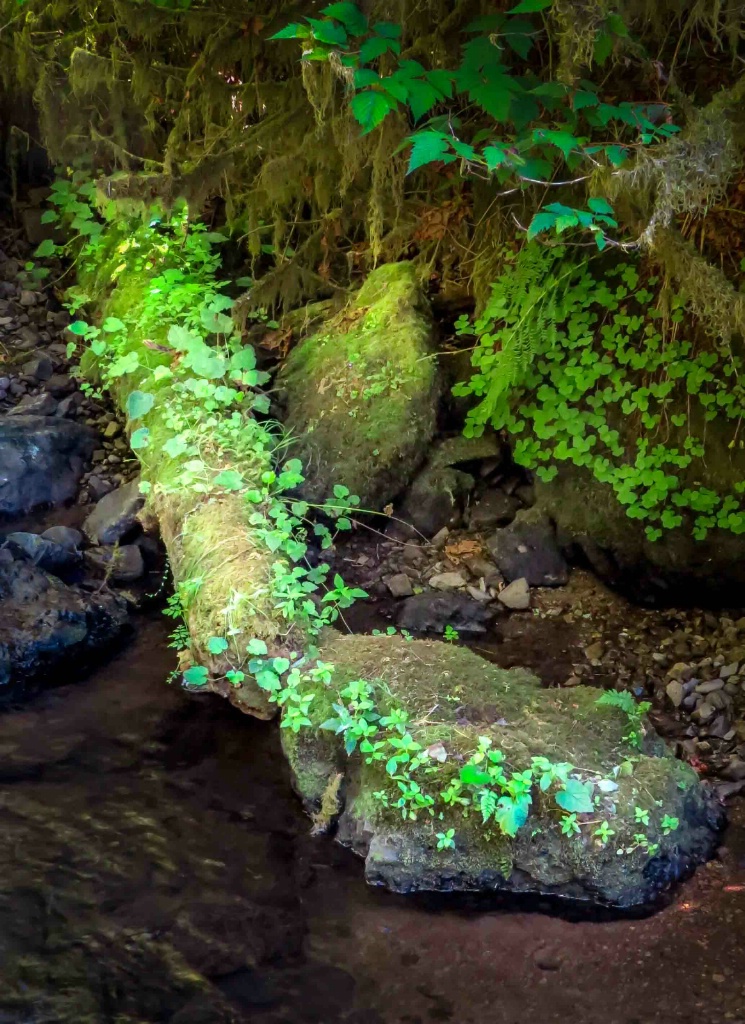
[279,262,440,509]
[282,635,722,909]
[0,558,128,700]
[487,508,569,587]
[0,416,94,517]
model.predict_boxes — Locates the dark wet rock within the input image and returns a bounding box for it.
[285,634,724,909]
[397,463,474,538]
[56,392,82,418]
[397,591,494,635]
[0,559,128,700]
[83,479,144,545]
[21,354,53,381]
[7,391,58,416]
[4,532,81,577]
[41,525,84,551]
[467,489,521,531]
[44,373,75,397]
[486,508,569,587]
[0,416,95,517]
[85,543,145,583]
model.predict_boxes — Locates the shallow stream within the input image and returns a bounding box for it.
[1,615,744,1024]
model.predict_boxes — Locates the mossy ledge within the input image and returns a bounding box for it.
[282,635,723,909]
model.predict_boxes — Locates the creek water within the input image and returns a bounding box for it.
[1,615,745,1024]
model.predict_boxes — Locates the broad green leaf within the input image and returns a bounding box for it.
[214,469,244,491]
[269,23,311,39]
[68,320,90,336]
[605,144,628,167]
[407,131,452,173]
[247,638,268,656]
[230,347,257,372]
[130,427,151,450]
[351,89,395,133]
[126,390,155,420]
[594,31,613,65]
[307,16,348,46]
[573,89,599,110]
[354,68,380,88]
[34,238,56,257]
[536,128,578,159]
[373,20,401,38]
[495,795,530,837]
[406,79,443,121]
[587,196,614,215]
[555,778,594,814]
[508,0,552,11]
[484,144,508,170]
[526,210,558,239]
[207,636,229,655]
[183,665,209,686]
[359,36,394,62]
[321,2,368,34]
[40,210,58,224]
[102,316,126,333]
[459,764,492,786]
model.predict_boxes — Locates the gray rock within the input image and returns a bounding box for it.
[666,680,685,707]
[497,577,530,611]
[0,558,128,701]
[695,679,724,695]
[55,392,82,418]
[385,573,413,599]
[429,571,466,590]
[83,479,144,545]
[397,464,473,538]
[84,543,145,583]
[87,475,114,501]
[19,290,38,307]
[22,355,53,381]
[44,374,74,397]
[7,391,58,417]
[468,489,521,531]
[0,417,95,517]
[487,508,569,587]
[4,532,81,577]
[41,526,84,551]
[397,591,494,635]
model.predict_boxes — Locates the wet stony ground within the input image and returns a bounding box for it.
[0,617,744,1024]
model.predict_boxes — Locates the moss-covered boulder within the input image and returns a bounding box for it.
[535,454,745,605]
[279,262,440,509]
[281,635,722,909]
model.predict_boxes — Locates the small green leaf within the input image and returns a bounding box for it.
[126,390,155,421]
[247,638,268,656]
[130,426,151,450]
[214,469,244,491]
[68,320,90,336]
[102,316,126,333]
[555,778,594,814]
[207,636,229,655]
[34,238,56,257]
[183,665,209,687]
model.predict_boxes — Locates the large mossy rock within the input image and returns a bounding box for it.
[281,635,721,909]
[535,463,745,605]
[279,262,440,509]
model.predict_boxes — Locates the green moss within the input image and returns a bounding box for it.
[279,262,440,509]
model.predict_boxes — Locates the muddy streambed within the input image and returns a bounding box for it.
[0,617,742,1024]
